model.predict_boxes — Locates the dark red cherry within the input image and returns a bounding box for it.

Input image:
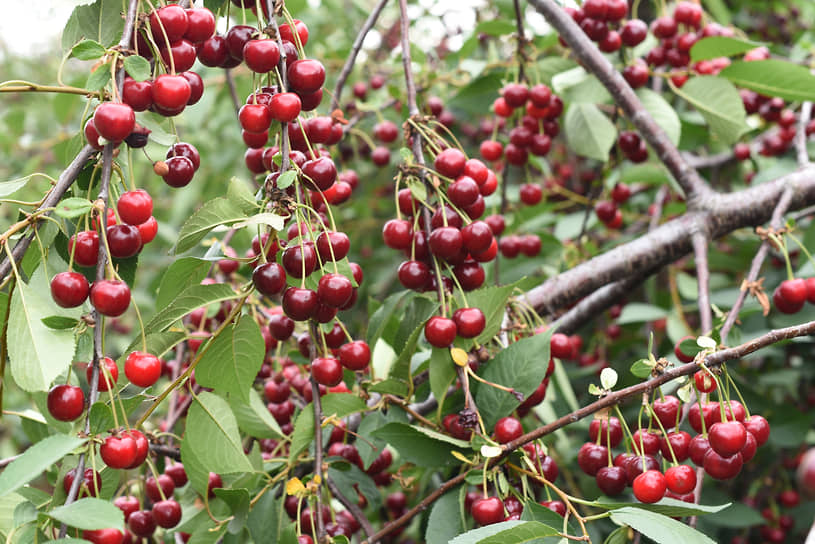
[424,316,457,347]
[287,59,326,94]
[471,497,504,526]
[596,466,627,496]
[253,263,287,296]
[47,384,85,421]
[311,356,343,387]
[338,341,370,371]
[90,280,131,317]
[282,287,318,321]
[452,307,486,338]
[50,271,90,308]
[93,103,136,142]
[106,224,142,258]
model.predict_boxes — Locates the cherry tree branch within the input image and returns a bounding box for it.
[796,102,812,166]
[325,475,375,539]
[527,0,710,204]
[511,0,528,83]
[330,0,390,111]
[692,231,712,334]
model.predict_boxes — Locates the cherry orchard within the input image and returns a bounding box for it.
[0,0,814,543]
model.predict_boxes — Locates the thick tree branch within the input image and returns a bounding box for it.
[552,274,646,335]
[330,0,390,111]
[527,0,710,204]
[692,232,712,334]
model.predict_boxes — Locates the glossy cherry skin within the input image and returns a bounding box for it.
[269,314,295,340]
[162,156,195,187]
[151,499,182,529]
[63,467,101,497]
[743,415,770,446]
[152,74,191,111]
[122,78,152,112]
[317,273,354,308]
[434,148,467,178]
[117,189,153,225]
[652,395,680,429]
[114,495,140,522]
[106,224,142,258]
[82,528,124,544]
[100,434,137,469]
[146,474,176,502]
[253,262,287,296]
[184,7,216,42]
[338,341,370,371]
[428,227,463,259]
[128,510,157,538]
[69,231,99,267]
[589,416,623,448]
[124,429,149,469]
[124,351,162,387]
[664,464,696,495]
[90,280,131,317]
[398,260,428,290]
[452,307,486,338]
[287,59,326,94]
[243,39,280,73]
[311,357,343,387]
[165,463,188,487]
[694,369,717,393]
[540,500,566,517]
[316,231,350,262]
[47,384,85,421]
[424,316,457,347]
[149,4,188,42]
[709,421,747,457]
[596,466,628,496]
[471,496,504,526]
[660,431,692,462]
[270,92,301,123]
[493,416,523,444]
[86,356,119,392]
[633,470,667,504]
[50,271,90,308]
[282,287,318,321]
[577,442,608,476]
[93,103,136,142]
[703,449,743,480]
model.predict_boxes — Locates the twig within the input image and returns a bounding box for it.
[330,0,390,111]
[683,149,736,170]
[527,0,710,204]
[309,375,326,542]
[511,0,528,83]
[325,475,375,539]
[796,102,813,167]
[692,231,712,334]
[149,443,182,461]
[0,454,20,468]
[224,69,241,117]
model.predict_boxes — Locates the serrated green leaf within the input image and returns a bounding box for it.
[637,88,681,146]
[71,39,106,60]
[54,197,94,218]
[475,328,554,430]
[156,257,211,309]
[594,497,729,517]
[689,37,764,62]
[123,55,152,81]
[61,0,125,50]
[448,521,550,544]
[144,283,239,335]
[174,197,249,254]
[0,434,86,497]
[48,498,124,531]
[230,388,283,439]
[276,170,297,189]
[673,76,749,145]
[0,174,42,197]
[196,317,265,402]
[371,422,468,467]
[564,103,617,161]
[40,316,79,330]
[86,64,111,91]
[429,347,456,411]
[617,303,669,325]
[609,506,717,544]
[327,464,382,511]
[8,266,83,392]
[720,60,815,102]
[426,488,463,544]
[288,394,368,462]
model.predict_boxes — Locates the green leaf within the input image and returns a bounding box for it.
[674,76,749,145]
[123,55,152,81]
[40,316,79,330]
[475,328,554,430]
[86,63,112,91]
[144,283,239,335]
[213,488,251,534]
[616,303,668,325]
[54,197,94,218]
[429,347,456,411]
[71,39,106,60]
[475,20,516,37]
[8,265,83,392]
[0,434,86,497]
[327,464,382,511]
[720,59,815,102]
[156,257,211,309]
[698,501,763,528]
[564,103,617,161]
[230,388,283,439]
[476,521,558,543]
[609,506,716,544]
[174,197,250,254]
[276,170,297,189]
[0,174,43,197]
[246,486,286,542]
[61,0,125,50]
[637,89,681,146]
[455,282,518,345]
[388,295,438,381]
[180,392,254,492]
[289,394,368,462]
[690,37,764,62]
[196,317,265,402]
[630,359,653,378]
[594,497,729,517]
[88,402,114,434]
[449,73,503,116]
[48,498,124,531]
[426,488,464,544]
[449,521,547,544]
[231,212,285,231]
[371,422,468,468]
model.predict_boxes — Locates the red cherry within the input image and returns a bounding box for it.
[709,421,747,457]
[122,77,152,112]
[93,103,136,143]
[311,357,343,387]
[693,369,717,393]
[471,496,504,526]
[124,351,162,387]
[632,470,667,503]
[452,307,486,338]
[82,528,124,544]
[63,467,101,497]
[688,434,710,466]
[282,287,318,321]
[50,271,90,308]
[253,263,287,296]
[660,431,692,462]
[424,316,457,347]
[743,415,770,446]
[239,103,273,134]
[434,148,467,178]
[596,466,628,496]
[106,224,142,258]
[149,4,188,42]
[167,142,201,170]
[152,74,191,111]
[589,416,623,447]
[90,280,131,317]
[338,341,370,371]
[146,473,176,502]
[47,384,85,421]
[540,500,566,517]
[137,216,158,245]
[100,434,138,469]
[69,231,100,267]
[280,19,309,46]
[128,510,157,538]
[270,92,302,123]
[114,496,140,522]
[493,416,523,444]
[703,449,743,480]
[502,83,529,107]
[152,499,182,529]
[184,7,216,43]
[302,157,337,191]
[316,231,350,262]
[480,140,503,161]
[577,442,608,476]
[674,335,697,363]
[162,156,195,187]
[428,227,463,259]
[287,59,326,94]
[85,356,119,392]
[317,273,354,308]
[665,464,697,495]
[382,219,413,250]
[652,395,681,429]
[632,429,661,456]
[117,189,153,226]
[243,39,280,73]
[197,35,229,67]
[124,429,148,469]
[165,463,188,487]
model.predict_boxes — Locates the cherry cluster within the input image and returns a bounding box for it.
[772,277,815,314]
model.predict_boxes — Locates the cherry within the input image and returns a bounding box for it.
[243,39,280,73]
[86,356,119,392]
[623,61,650,88]
[197,35,229,66]
[674,1,702,27]
[596,466,628,496]
[152,499,182,529]
[424,316,457,347]
[269,314,295,340]
[158,39,196,73]
[382,219,413,250]
[165,463,188,487]
[124,351,161,387]
[540,500,566,517]
[163,156,195,187]
[652,395,680,429]
[703,449,743,480]
[253,263,287,296]
[434,148,467,178]
[152,74,191,111]
[302,157,337,191]
[594,200,617,223]
[338,340,370,371]
[397,260,430,290]
[471,496,504,526]
[50,271,90,308]
[128,510,157,538]
[632,429,661,456]
[694,369,717,393]
[82,528,124,544]
[740,431,757,463]
[632,470,667,503]
[47,384,85,421]
[90,280,131,317]
[674,335,697,363]
[282,243,317,278]
[452,307,486,338]
[664,464,696,495]
[709,421,747,457]
[316,231,350,262]
[660,431,692,462]
[269,92,301,123]
[107,224,142,258]
[63,467,101,497]
[589,416,623,447]
[93,103,136,143]
[651,16,678,39]
[117,189,153,226]
[225,24,255,60]
[287,59,326,94]
[282,287,318,321]
[577,442,608,476]
[124,429,148,468]
[777,278,808,308]
[494,416,523,443]
[100,434,137,469]
[711,400,746,424]
[519,183,543,206]
[688,401,717,433]
[279,19,309,46]
[149,4,188,42]
[311,357,343,387]
[448,176,479,207]
[428,226,463,259]
[184,7,216,43]
[688,434,710,466]
[167,142,201,171]
[122,78,152,112]
[146,474,176,502]
[480,140,503,161]
[114,496,140,521]
[239,103,273,134]
[743,415,770,446]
